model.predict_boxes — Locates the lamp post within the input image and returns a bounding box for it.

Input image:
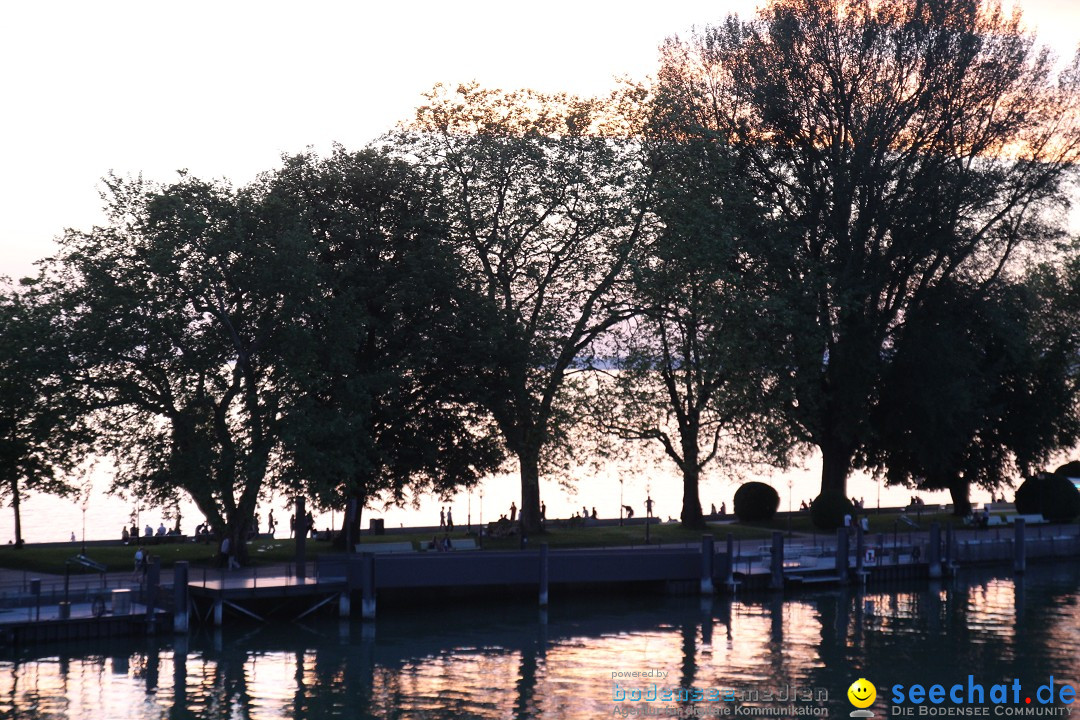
[81,497,88,556]
[645,482,652,544]
[787,479,793,538]
[468,489,472,534]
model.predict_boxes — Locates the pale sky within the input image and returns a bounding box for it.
[1,0,1078,280]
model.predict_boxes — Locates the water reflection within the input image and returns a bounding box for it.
[2,564,1079,719]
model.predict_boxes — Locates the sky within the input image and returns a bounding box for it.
[2,0,1078,281]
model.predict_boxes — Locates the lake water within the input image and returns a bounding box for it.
[1,453,985,545]
[2,564,1078,718]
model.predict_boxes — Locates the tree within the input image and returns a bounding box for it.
[52,173,311,561]
[590,88,789,528]
[397,84,659,533]
[0,279,88,546]
[267,147,505,539]
[658,0,1080,496]
[862,278,1080,515]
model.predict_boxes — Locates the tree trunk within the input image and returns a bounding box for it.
[679,438,704,528]
[819,441,853,497]
[518,444,543,535]
[948,478,972,517]
[680,466,705,529]
[10,477,22,548]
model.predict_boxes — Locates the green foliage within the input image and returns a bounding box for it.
[266,147,505,520]
[659,0,1080,498]
[809,492,855,531]
[1015,472,1080,521]
[397,84,657,533]
[733,481,780,522]
[0,279,90,545]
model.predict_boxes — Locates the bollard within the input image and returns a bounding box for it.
[173,562,189,633]
[701,535,715,595]
[769,532,784,591]
[539,543,549,607]
[928,523,941,579]
[1014,518,1026,574]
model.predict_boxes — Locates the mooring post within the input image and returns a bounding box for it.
[1014,518,1026,574]
[339,591,350,618]
[213,596,223,627]
[769,532,784,591]
[928,522,942,579]
[725,534,735,586]
[855,525,865,573]
[147,556,161,630]
[296,496,307,582]
[835,528,849,584]
[173,561,189,633]
[539,543,550,607]
[946,524,957,573]
[361,553,376,621]
[701,534,715,595]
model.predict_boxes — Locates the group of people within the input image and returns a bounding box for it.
[439,507,455,530]
[121,522,182,544]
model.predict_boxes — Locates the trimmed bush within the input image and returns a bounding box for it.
[1015,472,1080,522]
[810,491,855,531]
[1054,460,1080,478]
[733,482,780,522]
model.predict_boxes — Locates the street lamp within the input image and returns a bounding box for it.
[81,497,88,556]
[787,479,793,537]
[645,482,652,544]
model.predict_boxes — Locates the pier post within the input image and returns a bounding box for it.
[725,534,735,584]
[944,524,955,573]
[147,556,161,631]
[835,529,849,584]
[700,535,715,595]
[539,543,549,607]
[928,523,941,579]
[769,532,784,591]
[1014,518,1026,574]
[213,597,223,626]
[855,526,865,573]
[173,561,189,633]
[339,591,351,618]
[296,496,307,582]
[361,553,376,620]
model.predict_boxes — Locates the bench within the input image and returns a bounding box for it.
[354,541,415,553]
[1006,514,1048,525]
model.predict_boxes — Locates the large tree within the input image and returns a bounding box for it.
[862,278,1080,515]
[0,279,88,547]
[397,84,659,533]
[591,85,789,528]
[52,173,311,560]
[267,147,505,539]
[658,0,1080,496]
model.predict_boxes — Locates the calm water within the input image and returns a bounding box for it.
[2,565,1079,719]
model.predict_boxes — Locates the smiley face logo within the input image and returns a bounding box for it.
[847,678,876,708]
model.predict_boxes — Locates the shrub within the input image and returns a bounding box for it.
[733,482,780,522]
[810,491,855,531]
[1015,472,1080,522]
[1053,460,1080,478]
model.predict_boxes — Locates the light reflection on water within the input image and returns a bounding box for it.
[2,564,1079,719]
